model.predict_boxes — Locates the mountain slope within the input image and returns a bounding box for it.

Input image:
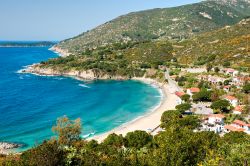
[56,0,250,54]
[174,18,250,69]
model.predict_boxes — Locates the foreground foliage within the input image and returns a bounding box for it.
[1,113,249,166]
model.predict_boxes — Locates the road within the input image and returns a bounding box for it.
[165,68,182,93]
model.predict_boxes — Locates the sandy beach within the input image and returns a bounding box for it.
[89,77,179,142]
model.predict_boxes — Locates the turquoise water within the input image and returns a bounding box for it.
[0,47,161,151]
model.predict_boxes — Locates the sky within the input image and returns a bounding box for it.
[0,0,201,41]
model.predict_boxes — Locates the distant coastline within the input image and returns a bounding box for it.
[0,41,57,48]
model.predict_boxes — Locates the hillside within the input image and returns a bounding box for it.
[174,18,250,69]
[25,40,173,80]
[55,0,250,54]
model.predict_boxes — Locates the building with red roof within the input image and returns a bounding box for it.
[224,125,245,132]
[225,95,238,107]
[233,106,243,115]
[187,88,200,96]
[175,91,186,104]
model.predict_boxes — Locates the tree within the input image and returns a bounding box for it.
[181,94,191,102]
[178,115,201,130]
[206,63,212,72]
[52,116,82,145]
[224,80,231,86]
[211,100,231,112]
[175,103,192,114]
[192,89,211,102]
[223,61,231,67]
[20,140,64,166]
[124,130,152,149]
[211,90,221,102]
[214,67,220,73]
[161,110,182,124]
[103,133,124,148]
[243,83,250,93]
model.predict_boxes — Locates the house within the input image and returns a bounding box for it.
[232,76,250,87]
[223,119,250,134]
[225,95,238,107]
[187,88,200,96]
[207,75,226,85]
[175,91,186,104]
[223,85,231,92]
[224,125,245,133]
[207,114,225,125]
[232,120,249,130]
[223,68,239,77]
[232,106,243,115]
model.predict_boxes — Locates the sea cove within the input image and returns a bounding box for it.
[0,47,161,151]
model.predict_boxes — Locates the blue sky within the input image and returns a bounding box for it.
[0,0,201,41]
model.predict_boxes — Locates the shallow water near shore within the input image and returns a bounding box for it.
[0,47,161,151]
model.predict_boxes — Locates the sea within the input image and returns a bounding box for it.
[0,46,161,151]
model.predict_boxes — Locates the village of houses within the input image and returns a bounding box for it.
[169,66,250,135]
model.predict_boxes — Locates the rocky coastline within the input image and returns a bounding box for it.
[49,46,70,57]
[20,64,131,81]
[0,142,23,155]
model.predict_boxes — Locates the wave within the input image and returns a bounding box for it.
[81,132,95,139]
[79,84,91,88]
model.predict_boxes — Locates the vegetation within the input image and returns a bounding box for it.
[211,99,231,112]
[56,0,250,53]
[1,113,249,166]
[192,88,212,102]
[38,40,173,80]
[175,18,250,69]
[175,103,192,114]
[243,83,250,93]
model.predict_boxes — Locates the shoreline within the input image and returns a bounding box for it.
[49,46,70,57]
[89,77,178,142]
[19,65,179,143]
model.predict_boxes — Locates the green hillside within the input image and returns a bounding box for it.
[56,0,250,54]
[37,40,173,80]
[174,18,250,69]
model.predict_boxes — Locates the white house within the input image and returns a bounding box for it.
[232,106,243,115]
[223,85,231,92]
[187,88,200,96]
[175,91,186,104]
[225,95,238,107]
[224,68,239,77]
[207,114,225,125]
[232,76,250,87]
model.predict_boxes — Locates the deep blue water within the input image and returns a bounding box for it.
[0,47,161,151]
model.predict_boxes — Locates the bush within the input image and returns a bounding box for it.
[124,131,152,149]
[192,89,211,102]
[103,133,124,148]
[211,100,231,112]
[175,103,192,114]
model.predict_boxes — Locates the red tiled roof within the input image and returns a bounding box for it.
[224,125,245,132]
[224,85,230,89]
[237,76,250,81]
[188,88,200,93]
[224,68,235,73]
[175,91,185,97]
[208,114,225,119]
[225,95,237,101]
[234,106,243,112]
[233,120,247,126]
